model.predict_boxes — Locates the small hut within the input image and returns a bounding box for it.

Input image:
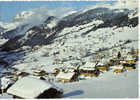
[7,76,63,99]
[56,72,78,83]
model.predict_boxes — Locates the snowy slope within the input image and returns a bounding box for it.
[0,0,138,74]
[57,67,138,98]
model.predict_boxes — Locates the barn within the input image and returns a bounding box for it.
[7,76,63,99]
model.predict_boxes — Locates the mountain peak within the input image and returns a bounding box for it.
[13,11,35,22]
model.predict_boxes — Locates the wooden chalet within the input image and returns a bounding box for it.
[112,65,124,74]
[131,49,139,55]
[125,55,136,64]
[7,76,63,99]
[123,63,136,70]
[78,62,100,77]
[16,72,29,78]
[56,72,78,83]
[33,70,48,76]
[96,59,110,71]
[119,55,136,70]
[51,68,61,76]
[97,65,109,71]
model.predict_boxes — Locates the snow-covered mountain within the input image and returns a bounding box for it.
[1,1,138,51]
[12,11,35,22]
[0,0,138,65]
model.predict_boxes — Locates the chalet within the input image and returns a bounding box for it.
[56,72,78,83]
[120,60,127,65]
[64,67,75,73]
[78,62,100,77]
[97,64,109,72]
[16,72,30,78]
[125,55,136,64]
[111,65,124,74]
[120,55,136,65]
[33,70,48,76]
[51,68,61,76]
[109,58,122,66]
[123,63,136,70]
[132,49,139,55]
[96,59,110,71]
[7,76,63,99]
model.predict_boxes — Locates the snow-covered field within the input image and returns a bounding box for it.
[0,64,138,98]
[57,67,138,98]
[0,26,138,99]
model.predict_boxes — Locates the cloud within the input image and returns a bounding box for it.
[112,0,138,10]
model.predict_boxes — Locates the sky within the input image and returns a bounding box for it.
[0,1,116,23]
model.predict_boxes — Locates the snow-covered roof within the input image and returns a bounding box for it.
[97,58,109,65]
[120,60,127,63]
[79,62,96,70]
[7,76,57,99]
[56,72,75,80]
[79,67,95,71]
[111,65,124,69]
[65,68,75,72]
[126,55,134,60]
[83,62,96,67]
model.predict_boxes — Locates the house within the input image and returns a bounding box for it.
[120,55,136,65]
[132,49,139,55]
[33,70,48,76]
[109,58,122,66]
[56,72,78,83]
[125,55,136,64]
[120,60,127,65]
[64,67,75,73]
[51,68,61,76]
[78,62,100,77]
[112,65,124,74]
[123,63,136,70]
[97,65,109,71]
[96,59,110,71]
[7,76,63,99]
[16,72,30,79]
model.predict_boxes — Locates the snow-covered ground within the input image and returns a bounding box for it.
[8,25,138,73]
[0,64,138,98]
[57,67,138,98]
[0,25,138,99]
